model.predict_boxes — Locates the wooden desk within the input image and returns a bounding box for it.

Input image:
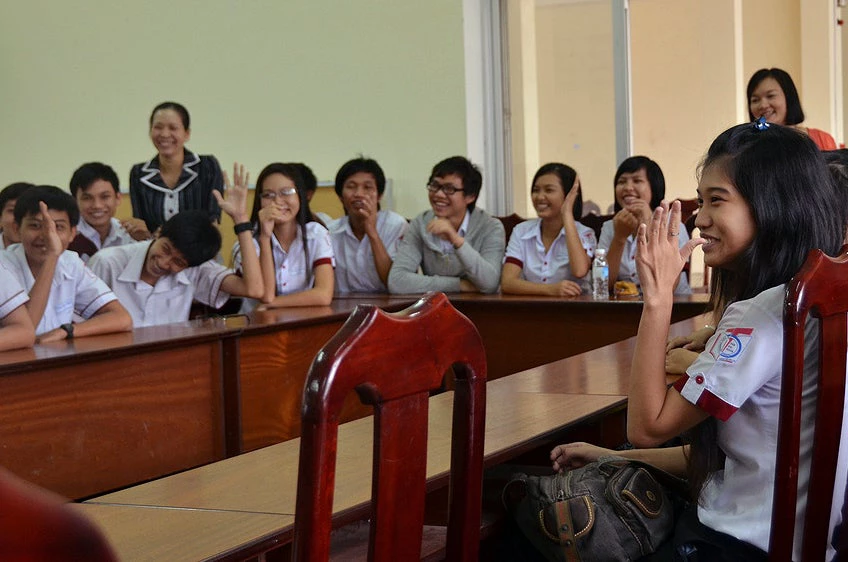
[492,315,707,396]
[85,389,624,560]
[0,320,240,500]
[450,293,709,380]
[75,504,293,562]
[0,294,705,498]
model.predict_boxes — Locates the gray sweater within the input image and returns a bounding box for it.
[388,208,505,294]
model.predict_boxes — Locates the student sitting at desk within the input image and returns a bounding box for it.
[0,182,34,250]
[550,123,847,560]
[0,186,132,342]
[501,163,595,296]
[89,164,264,327]
[232,162,334,310]
[329,157,407,293]
[599,156,691,295]
[67,162,135,262]
[388,156,505,294]
[0,261,35,350]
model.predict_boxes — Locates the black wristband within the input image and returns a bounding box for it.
[233,222,253,235]
[60,323,74,340]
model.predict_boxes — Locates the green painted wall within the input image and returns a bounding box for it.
[0,0,467,217]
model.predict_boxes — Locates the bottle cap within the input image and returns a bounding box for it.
[595,248,607,258]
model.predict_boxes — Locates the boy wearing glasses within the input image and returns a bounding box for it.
[388,156,504,294]
[89,164,264,327]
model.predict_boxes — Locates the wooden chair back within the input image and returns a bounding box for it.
[497,213,526,244]
[579,213,614,241]
[0,467,117,561]
[292,292,487,562]
[770,248,848,560]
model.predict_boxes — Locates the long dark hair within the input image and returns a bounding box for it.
[250,163,322,289]
[746,68,805,125]
[685,122,844,500]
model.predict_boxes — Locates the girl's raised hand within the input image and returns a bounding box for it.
[635,200,704,305]
[562,176,581,223]
[214,163,250,224]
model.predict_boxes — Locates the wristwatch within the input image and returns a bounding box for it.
[60,323,74,340]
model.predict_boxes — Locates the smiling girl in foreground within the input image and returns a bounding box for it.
[233,163,334,310]
[501,163,595,296]
[551,123,846,560]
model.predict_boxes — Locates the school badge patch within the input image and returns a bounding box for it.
[709,327,754,364]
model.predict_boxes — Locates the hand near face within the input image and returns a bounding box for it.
[349,193,378,235]
[257,206,280,238]
[38,202,64,258]
[120,218,152,241]
[215,163,250,224]
[612,208,640,239]
[625,198,653,226]
[427,217,460,245]
[561,176,580,223]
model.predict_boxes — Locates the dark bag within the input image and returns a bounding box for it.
[503,456,686,562]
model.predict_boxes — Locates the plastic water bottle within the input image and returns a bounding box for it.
[592,248,609,300]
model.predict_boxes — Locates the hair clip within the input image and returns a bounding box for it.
[754,116,770,131]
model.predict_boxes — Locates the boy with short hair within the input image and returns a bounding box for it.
[388,156,505,294]
[0,261,35,350]
[68,162,136,262]
[0,182,34,250]
[89,164,264,327]
[0,186,132,342]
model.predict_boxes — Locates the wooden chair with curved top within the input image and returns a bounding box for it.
[291,292,488,562]
[770,248,848,560]
[0,466,117,561]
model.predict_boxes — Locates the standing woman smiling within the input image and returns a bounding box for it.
[747,68,837,150]
[501,163,596,296]
[128,102,224,238]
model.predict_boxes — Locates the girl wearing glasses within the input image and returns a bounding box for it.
[128,102,224,239]
[388,156,505,294]
[501,163,596,296]
[233,163,334,310]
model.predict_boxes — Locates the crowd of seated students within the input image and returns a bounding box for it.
[1,87,847,561]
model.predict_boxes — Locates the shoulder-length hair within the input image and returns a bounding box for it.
[746,68,805,126]
[686,122,844,500]
[532,162,582,220]
[612,156,665,212]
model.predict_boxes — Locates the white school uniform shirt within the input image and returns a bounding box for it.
[330,210,408,293]
[504,218,596,292]
[88,241,232,328]
[76,218,135,257]
[673,284,848,560]
[598,219,691,294]
[0,260,29,320]
[233,222,335,311]
[0,244,117,336]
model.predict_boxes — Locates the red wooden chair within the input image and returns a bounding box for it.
[578,212,614,241]
[497,213,526,244]
[291,292,487,561]
[770,248,848,560]
[0,467,117,561]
